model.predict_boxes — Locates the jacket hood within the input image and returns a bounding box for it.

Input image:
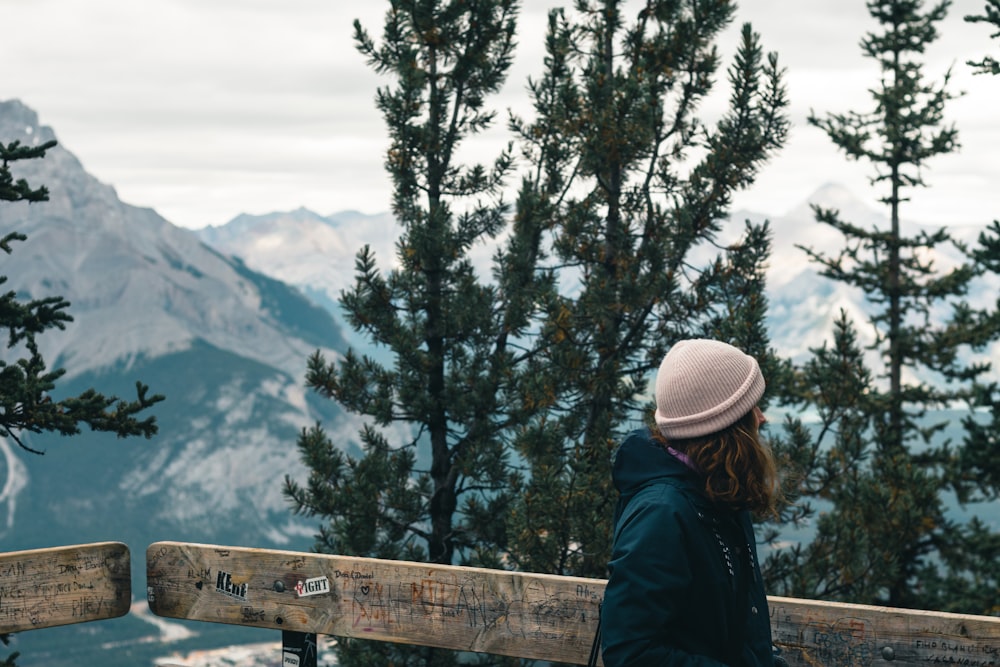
[612,428,700,496]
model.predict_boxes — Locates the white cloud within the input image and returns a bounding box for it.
[3,0,998,228]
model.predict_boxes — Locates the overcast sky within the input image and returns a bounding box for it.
[3,0,998,230]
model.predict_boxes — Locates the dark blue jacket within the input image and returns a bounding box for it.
[601,429,774,666]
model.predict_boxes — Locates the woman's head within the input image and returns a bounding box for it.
[654,339,765,439]
[652,339,780,516]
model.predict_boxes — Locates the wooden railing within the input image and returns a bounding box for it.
[0,542,131,634]
[145,541,1000,667]
[4,541,996,666]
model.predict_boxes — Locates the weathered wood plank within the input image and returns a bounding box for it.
[0,542,131,633]
[769,595,999,667]
[146,542,1000,666]
[146,541,603,665]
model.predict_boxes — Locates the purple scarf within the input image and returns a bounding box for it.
[666,445,699,472]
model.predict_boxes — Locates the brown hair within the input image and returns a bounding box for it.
[652,408,782,518]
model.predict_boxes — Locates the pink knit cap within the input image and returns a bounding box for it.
[654,339,765,439]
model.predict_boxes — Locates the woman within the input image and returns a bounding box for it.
[600,339,782,666]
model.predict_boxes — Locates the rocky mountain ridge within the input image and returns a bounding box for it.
[196,182,996,364]
[1,99,354,555]
[1,96,359,667]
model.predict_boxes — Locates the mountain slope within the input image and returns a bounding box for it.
[0,99,352,554]
[198,178,1000,375]
[197,207,405,363]
[194,182,914,362]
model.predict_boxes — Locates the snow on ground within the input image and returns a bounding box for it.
[153,637,338,667]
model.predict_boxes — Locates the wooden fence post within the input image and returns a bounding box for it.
[282,630,318,667]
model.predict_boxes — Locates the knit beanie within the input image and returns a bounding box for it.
[654,339,765,440]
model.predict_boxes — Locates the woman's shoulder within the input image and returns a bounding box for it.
[621,475,704,522]
[613,429,693,486]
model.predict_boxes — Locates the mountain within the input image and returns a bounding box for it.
[0,100,356,666]
[196,208,398,357]
[197,207,399,299]
[731,183,997,362]
[197,181,993,364]
[701,184,881,359]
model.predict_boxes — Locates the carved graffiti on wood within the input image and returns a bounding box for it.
[0,542,131,633]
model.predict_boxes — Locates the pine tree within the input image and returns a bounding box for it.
[282,2,535,664]
[504,0,789,579]
[770,0,1000,613]
[966,0,1000,74]
[0,140,162,451]
[1,139,163,665]
[919,8,1000,614]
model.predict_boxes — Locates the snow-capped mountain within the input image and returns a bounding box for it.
[1,98,366,664]
[196,207,398,355]
[196,179,984,365]
[198,207,399,303]
[730,182,996,361]
[0,99,355,555]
